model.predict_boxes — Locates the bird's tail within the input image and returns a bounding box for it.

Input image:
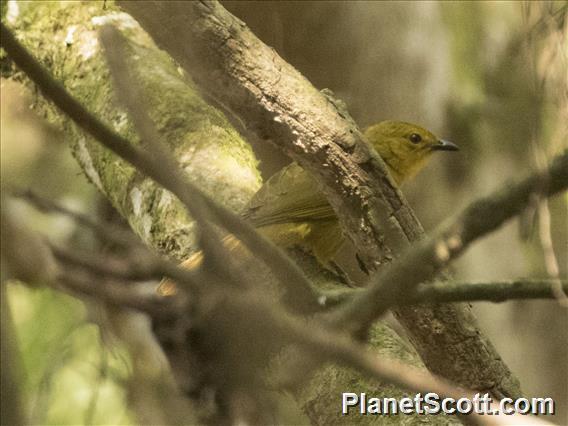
[157,233,241,296]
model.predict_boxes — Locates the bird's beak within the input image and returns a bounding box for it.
[431,139,459,152]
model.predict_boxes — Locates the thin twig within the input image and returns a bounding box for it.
[9,191,204,293]
[319,279,568,308]
[56,269,178,319]
[11,188,142,249]
[49,243,163,282]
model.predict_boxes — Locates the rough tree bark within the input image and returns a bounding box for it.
[3,2,450,424]
[118,0,522,400]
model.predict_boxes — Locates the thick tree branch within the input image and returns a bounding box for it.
[118,0,407,269]
[118,0,523,398]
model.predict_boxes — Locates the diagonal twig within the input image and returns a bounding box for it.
[320,279,568,308]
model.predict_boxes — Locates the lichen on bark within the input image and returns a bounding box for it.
[5,1,261,260]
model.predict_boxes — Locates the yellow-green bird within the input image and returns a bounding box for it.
[242,120,458,267]
[159,121,457,295]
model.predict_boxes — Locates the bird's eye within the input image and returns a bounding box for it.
[409,133,422,144]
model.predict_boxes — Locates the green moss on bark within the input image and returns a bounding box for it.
[6,1,261,260]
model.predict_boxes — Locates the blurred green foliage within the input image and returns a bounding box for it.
[2,71,133,425]
[7,283,134,425]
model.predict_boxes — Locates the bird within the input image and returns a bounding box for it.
[243,121,458,267]
[158,121,458,295]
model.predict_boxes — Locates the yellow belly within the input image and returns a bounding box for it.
[257,219,344,267]
[158,219,345,296]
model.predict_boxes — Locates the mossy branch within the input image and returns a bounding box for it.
[119,0,523,399]
[2,5,435,424]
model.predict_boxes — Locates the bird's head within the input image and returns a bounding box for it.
[364,120,458,185]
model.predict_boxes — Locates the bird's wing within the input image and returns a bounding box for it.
[243,163,336,227]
